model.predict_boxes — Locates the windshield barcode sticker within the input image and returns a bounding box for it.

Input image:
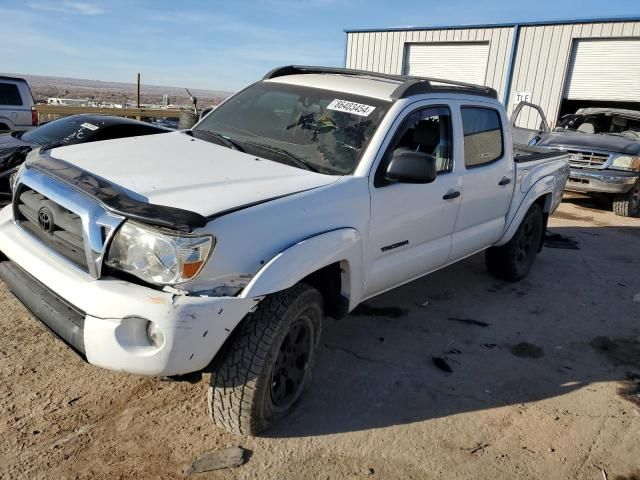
[80,122,99,131]
[327,99,376,117]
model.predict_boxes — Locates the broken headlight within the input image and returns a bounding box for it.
[106,221,214,285]
[610,155,640,172]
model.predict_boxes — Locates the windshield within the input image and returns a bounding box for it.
[555,112,640,139]
[193,81,391,175]
[22,116,103,146]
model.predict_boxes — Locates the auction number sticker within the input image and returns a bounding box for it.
[327,99,376,117]
[80,122,99,131]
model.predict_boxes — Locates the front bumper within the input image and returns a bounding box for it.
[565,168,639,194]
[0,207,257,376]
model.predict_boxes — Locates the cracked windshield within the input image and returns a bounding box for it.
[194,82,390,174]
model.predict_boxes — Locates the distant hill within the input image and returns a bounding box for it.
[1,73,232,107]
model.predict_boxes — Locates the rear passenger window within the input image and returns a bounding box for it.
[461,107,503,167]
[0,83,23,106]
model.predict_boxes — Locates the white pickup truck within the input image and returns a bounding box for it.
[0,66,569,435]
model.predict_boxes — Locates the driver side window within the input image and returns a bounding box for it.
[375,106,452,187]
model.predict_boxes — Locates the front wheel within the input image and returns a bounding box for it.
[208,283,323,436]
[486,203,544,282]
[612,181,640,217]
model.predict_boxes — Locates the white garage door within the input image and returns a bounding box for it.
[405,43,490,85]
[564,39,640,101]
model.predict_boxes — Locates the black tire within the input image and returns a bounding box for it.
[612,181,640,217]
[486,203,544,282]
[208,283,323,436]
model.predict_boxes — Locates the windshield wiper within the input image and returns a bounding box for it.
[241,140,320,172]
[191,129,245,152]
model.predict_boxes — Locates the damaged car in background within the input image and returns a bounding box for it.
[532,107,640,217]
[0,114,171,204]
[0,66,569,436]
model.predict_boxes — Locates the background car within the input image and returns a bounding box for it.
[0,76,36,134]
[536,108,640,217]
[0,114,171,202]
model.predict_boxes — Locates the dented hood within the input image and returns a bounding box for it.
[48,131,339,217]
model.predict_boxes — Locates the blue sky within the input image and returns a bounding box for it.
[1,0,638,92]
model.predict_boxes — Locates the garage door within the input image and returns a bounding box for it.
[405,43,490,85]
[564,39,640,101]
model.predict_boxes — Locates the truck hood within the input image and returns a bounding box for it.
[48,131,340,217]
[537,131,640,156]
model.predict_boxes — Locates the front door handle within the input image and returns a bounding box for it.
[498,176,512,186]
[443,190,460,200]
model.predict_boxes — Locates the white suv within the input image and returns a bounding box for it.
[0,76,36,133]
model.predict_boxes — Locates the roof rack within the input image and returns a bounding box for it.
[263,65,498,100]
[0,75,28,83]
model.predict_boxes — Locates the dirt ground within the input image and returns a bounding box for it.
[1,193,639,480]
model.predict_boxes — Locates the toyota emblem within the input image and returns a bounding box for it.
[37,207,55,234]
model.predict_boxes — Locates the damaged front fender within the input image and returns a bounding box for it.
[239,228,364,309]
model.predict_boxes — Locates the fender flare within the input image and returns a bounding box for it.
[239,228,363,307]
[494,175,555,246]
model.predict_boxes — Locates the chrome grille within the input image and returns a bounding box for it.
[567,150,609,169]
[15,186,88,270]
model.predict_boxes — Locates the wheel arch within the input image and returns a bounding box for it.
[239,228,364,318]
[0,117,15,132]
[534,193,552,251]
[495,176,556,247]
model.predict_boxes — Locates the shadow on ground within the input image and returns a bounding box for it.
[261,224,640,438]
[561,192,613,214]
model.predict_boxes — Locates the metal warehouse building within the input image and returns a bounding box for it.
[344,17,640,128]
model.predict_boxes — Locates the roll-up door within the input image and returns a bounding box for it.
[564,39,640,101]
[405,42,490,85]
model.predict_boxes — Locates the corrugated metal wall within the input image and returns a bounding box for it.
[345,27,514,100]
[508,21,640,128]
[345,20,640,129]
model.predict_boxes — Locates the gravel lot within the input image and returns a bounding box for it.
[1,194,639,480]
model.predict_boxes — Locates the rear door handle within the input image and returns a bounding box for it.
[443,190,460,200]
[498,176,512,186]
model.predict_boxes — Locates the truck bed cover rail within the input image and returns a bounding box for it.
[513,143,568,163]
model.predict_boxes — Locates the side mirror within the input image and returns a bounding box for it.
[200,107,213,120]
[386,150,437,184]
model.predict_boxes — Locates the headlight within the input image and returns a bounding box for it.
[9,170,18,193]
[610,155,640,172]
[106,221,214,285]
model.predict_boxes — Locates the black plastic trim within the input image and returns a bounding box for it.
[0,261,86,356]
[381,240,409,252]
[27,155,207,232]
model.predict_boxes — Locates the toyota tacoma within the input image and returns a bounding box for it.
[0,66,569,435]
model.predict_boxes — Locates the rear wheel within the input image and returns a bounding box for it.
[208,283,323,436]
[613,181,640,217]
[486,203,544,282]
